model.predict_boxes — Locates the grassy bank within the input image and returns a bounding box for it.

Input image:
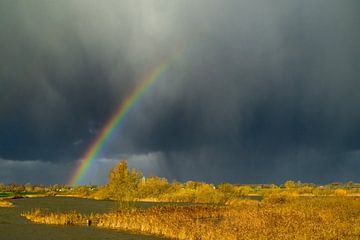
[22,197,360,239]
[0,192,53,201]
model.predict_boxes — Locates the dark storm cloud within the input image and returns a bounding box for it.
[0,1,360,184]
[0,1,135,161]
[0,158,74,184]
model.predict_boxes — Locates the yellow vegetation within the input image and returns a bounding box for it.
[70,161,360,203]
[18,161,360,239]
[0,200,13,207]
[22,209,85,225]
[22,197,360,240]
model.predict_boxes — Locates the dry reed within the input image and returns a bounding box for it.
[0,200,13,207]
[22,197,360,240]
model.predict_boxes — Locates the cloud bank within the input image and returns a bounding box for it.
[0,1,359,184]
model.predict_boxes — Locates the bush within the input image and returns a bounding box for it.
[138,176,170,198]
[334,189,347,196]
[263,190,299,204]
[284,180,296,189]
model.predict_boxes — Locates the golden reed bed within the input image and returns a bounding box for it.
[0,200,13,207]
[22,197,360,240]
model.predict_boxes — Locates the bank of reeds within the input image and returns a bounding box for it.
[0,200,13,207]
[22,197,360,239]
[22,209,86,225]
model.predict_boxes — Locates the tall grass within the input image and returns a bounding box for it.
[22,209,85,225]
[22,197,360,239]
[0,200,13,207]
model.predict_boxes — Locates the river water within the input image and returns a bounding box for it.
[0,197,165,240]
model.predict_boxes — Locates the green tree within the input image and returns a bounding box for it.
[138,176,170,198]
[106,160,142,201]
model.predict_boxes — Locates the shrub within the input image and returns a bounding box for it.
[263,190,299,204]
[334,189,347,196]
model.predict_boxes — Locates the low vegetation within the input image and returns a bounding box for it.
[0,183,59,200]
[61,161,360,203]
[22,209,84,225]
[22,197,360,239]
[6,160,360,239]
[0,200,13,207]
[2,161,360,203]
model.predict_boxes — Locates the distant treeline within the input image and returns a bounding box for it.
[0,183,70,193]
[65,160,360,203]
[2,160,360,203]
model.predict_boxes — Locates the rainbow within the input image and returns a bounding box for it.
[69,48,183,185]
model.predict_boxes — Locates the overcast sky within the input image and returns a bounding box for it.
[1,0,359,185]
